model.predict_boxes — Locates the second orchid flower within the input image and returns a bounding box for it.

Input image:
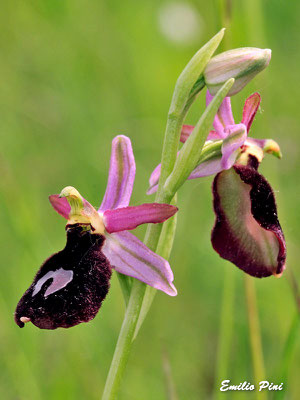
[148,92,286,278]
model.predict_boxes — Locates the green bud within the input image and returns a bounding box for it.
[203,47,271,96]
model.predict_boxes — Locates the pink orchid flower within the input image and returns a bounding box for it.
[15,135,177,330]
[148,92,267,194]
[148,93,286,279]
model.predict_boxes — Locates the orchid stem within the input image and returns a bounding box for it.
[244,275,267,400]
[102,280,146,400]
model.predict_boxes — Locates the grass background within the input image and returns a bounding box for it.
[0,0,299,399]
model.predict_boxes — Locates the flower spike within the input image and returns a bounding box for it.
[48,194,70,219]
[103,204,178,233]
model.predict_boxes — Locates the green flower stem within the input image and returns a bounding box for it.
[102,30,226,399]
[102,280,147,400]
[244,275,267,400]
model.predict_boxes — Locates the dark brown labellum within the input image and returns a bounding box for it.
[211,165,286,278]
[15,224,112,330]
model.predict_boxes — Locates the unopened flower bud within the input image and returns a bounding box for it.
[204,48,271,96]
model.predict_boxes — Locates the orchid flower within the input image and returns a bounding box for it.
[148,92,280,195]
[148,93,286,278]
[15,135,178,330]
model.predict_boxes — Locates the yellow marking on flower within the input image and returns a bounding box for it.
[59,186,105,235]
[237,144,264,166]
[264,139,282,159]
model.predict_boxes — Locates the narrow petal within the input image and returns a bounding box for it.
[102,231,177,296]
[207,130,222,140]
[180,125,217,142]
[99,135,136,211]
[148,162,161,194]
[241,92,261,132]
[103,204,178,233]
[221,123,247,169]
[211,166,286,278]
[180,125,194,143]
[206,91,234,138]
[147,182,159,196]
[49,195,71,219]
[148,151,180,195]
[188,158,224,179]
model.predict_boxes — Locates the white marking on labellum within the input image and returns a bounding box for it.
[32,268,74,297]
[20,317,31,323]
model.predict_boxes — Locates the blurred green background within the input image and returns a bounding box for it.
[1,0,299,399]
